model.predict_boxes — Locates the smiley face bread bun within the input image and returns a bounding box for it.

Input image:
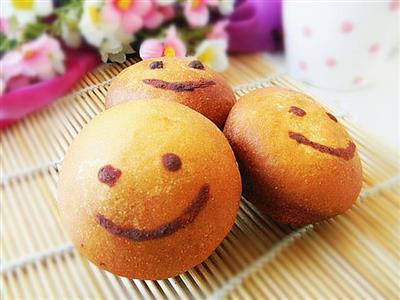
[224,87,362,226]
[105,57,236,129]
[57,99,241,279]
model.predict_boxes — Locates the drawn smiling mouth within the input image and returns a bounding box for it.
[95,184,210,242]
[289,131,356,161]
[143,79,216,92]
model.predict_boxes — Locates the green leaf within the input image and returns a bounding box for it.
[51,0,83,37]
[20,22,50,44]
[0,33,17,53]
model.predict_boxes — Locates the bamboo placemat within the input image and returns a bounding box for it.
[1,55,399,299]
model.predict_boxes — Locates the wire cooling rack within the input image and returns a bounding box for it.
[1,56,399,299]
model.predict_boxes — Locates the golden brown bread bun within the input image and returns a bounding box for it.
[57,99,241,279]
[224,87,362,226]
[105,57,235,129]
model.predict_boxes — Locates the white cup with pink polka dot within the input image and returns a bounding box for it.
[283,1,399,90]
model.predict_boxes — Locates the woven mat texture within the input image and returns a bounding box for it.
[1,55,399,300]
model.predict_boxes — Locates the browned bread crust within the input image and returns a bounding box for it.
[58,99,241,279]
[106,57,236,129]
[224,87,362,226]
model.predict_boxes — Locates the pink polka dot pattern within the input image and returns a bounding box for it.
[326,58,337,67]
[303,26,312,37]
[341,21,354,33]
[389,0,399,11]
[299,61,307,71]
[285,3,397,89]
[353,76,363,85]
[369,43,380,54]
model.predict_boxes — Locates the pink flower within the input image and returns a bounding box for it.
[1,17,22,39]
[143,1,175,30]
[184,0,218,27]
[102,0,152,34]
[19,34,65,80]
[0,19,8,34]
[1,51,24,93]
[208,20,229,40]
[0,79,5,95]
[1,51,24,82]
[139,26,186,59]
[0,34,65,93]
[160,5,175,20]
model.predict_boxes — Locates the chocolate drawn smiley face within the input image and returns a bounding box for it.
[143,60,217,92]
[105,57,237,129]
[287,106,356,160]
[95,153,210,242]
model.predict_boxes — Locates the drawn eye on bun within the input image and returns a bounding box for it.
[289,106,306,117]
[149,61,163,69]
[224,87,362,227]
[105,57,236,129]
[326,112,338,122]
[188,60,205,70]
[57,99,242,279]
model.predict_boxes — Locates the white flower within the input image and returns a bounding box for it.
[156,0,177,6]
[1,17,23,39]
[195,39,229,72]
[60,8,82,48]
[104,43,135,63]
[79,0,116,47]
[0,79,5,96]
[2,0,53,25]
[61,24,82,48]
[79,0,133,63]
[100,35,135,63]
[218,0,235,15]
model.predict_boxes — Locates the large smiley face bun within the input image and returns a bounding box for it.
[105,57,236,129]
[57,99,241,279]
[224,87,362,226]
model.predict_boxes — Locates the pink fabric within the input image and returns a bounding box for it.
[0,49,100,129]
[227,0,282,53]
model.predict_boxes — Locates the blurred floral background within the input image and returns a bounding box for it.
[1,0,398,149]
[0,0,241,95]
